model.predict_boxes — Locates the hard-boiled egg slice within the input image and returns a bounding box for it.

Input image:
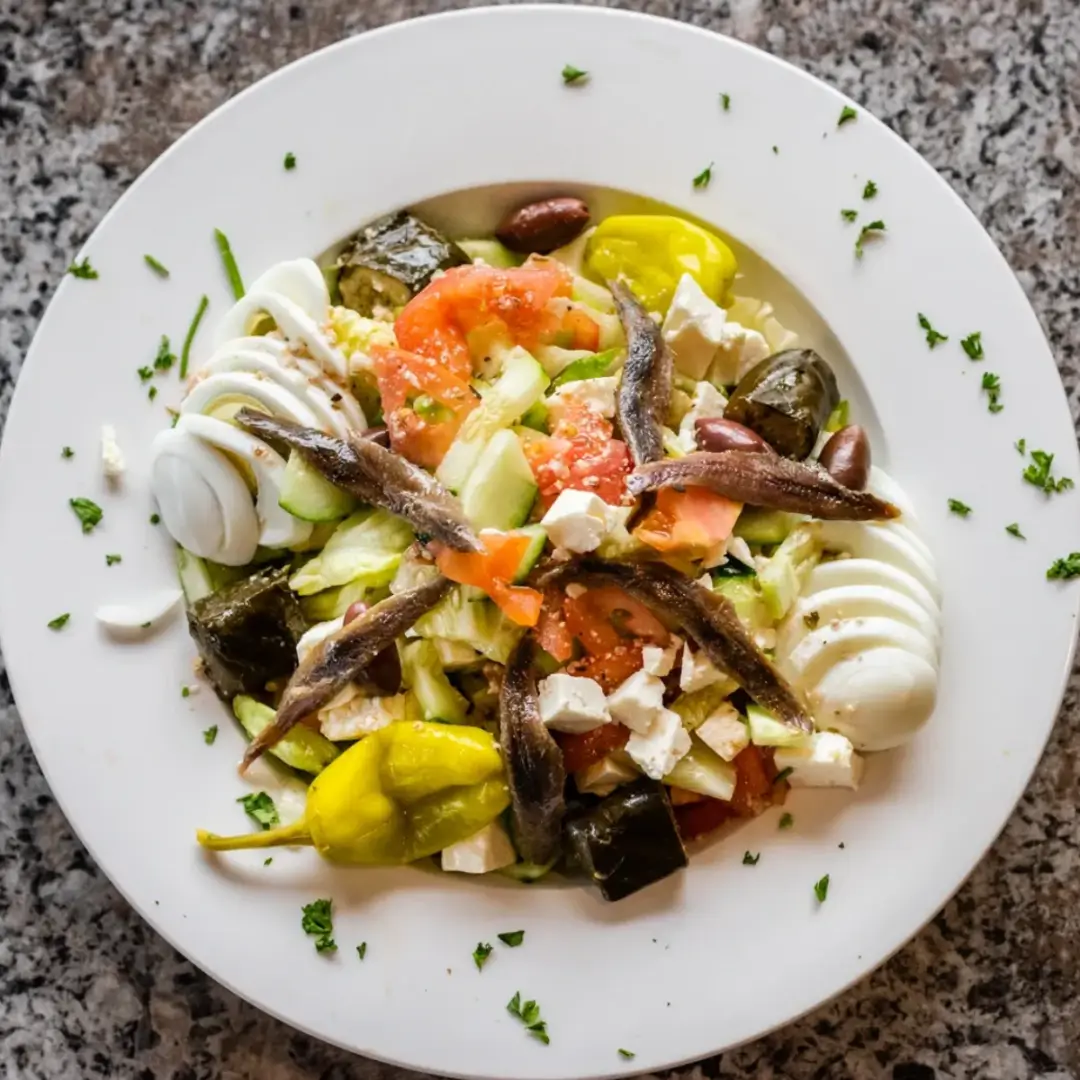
[150,426,260,565]
[803,559,941,623]
[96,589,184,637]
[178,414,312,549]
[181,371,322,429]
[816,520,942,603]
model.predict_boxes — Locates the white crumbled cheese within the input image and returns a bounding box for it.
[319,693,407,741]
[541,488,611,553]
[661,273,729,380]
[695,702,750,762]
[606,669,667,734]
[680,645,726,693]
[296,617,345,663]
[546,375,618,424]
[773,732,864,789]
[538,673,611,734]
[441,820,518,874]
[754,628,778,651]
[676,380,729,453]
[626,708,692,780]
[641,636,681,677]
[726,535,754,568]
[101,424,126,484]
[708,321,771,386]
[575,754,640,797]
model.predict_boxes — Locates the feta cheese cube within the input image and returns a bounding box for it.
[441,820,518,874]
[101,424,126,484]
[676,381,728,453]
[773,732,864,789]
[575,753,640,797]
[546,375,618,424]
[541,488,611,553]
[296,616,345,663]
[680,645,725,693]
[538,673,611,734]
[641,636,681,677]
[626,708,692,779]
[695,702,750,762]
[606,669,666,734]
[662,274,729,380]
[726,535,754,568]
[319,693,407,741]
[707,321,771,386]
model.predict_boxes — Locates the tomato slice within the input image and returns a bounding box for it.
[567,642,645,693]
[564,585,669,655]
[728,744,777,818]
[556,724,630,774]
[434,531,542,628]
[535,597,575,662]
[674,797,733,841]
[636,487,742,556]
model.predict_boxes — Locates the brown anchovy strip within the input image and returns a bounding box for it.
[240,576,453,770]
[627,450,900,521]
[611,280,672,466]
[235,409,482,552]
[499,637,566,864]
[537,559,812,732]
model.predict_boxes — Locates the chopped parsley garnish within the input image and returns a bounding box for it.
[840,208,858,223]
[814,874,830,903]
[862,180,878,199]
[61,446,74,459]
[772,145,779,154]
[153,335,176,372]
[742,851,761,865]
[473,942,493,971]
[181,685,191,698]
[179,294,209,379]
[779,812,794,830]
[981,371,1003,413]
[237,791,279,830]
[803,610,820,630]
[692,162,714,189]
[961,331,984,360]
[148,385,158,402]
[854,220,885,257]
[720,92,731,111]
[1005,523,1025,539]
[1047,554,1080,580]
[213,228,245,300]
[67,257,99,280]
[144,254,170,277]
[507,994,549,1044]
[357,942,367,960]
[1023,449,1074,494]
[69,497,103,533]
[301,898,336,953]
[619,1049,636,1060]
[918,312,948,348]
[561,64,588,85]
[137,365,155,382]
[947,498,972,517]
[498,930,525,947]
[47,613,71,630]
[773,767,794,785]
[150,513,160,525]
[284,152,297,170]
[203,725,218,745]
[105,553,122,566]
[838,105,858,126]
[263,857,272,866]
[1015,438,1027,455]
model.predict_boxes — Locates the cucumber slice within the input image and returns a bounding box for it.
[401,639,470,723]
[278,453,358,523]
[459,429,537,530]
[510,524,548,583]
[734,508,801,546]
[758,523,822,621]
[746,704,812,748]
[436,348,549,493]
[232,695,340,774]
[456,238,523,268]
[175,546,245,604]
[713,577,773,633]
[664,739,737,801]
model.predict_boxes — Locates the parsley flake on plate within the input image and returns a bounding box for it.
[498,930,525,947]
[237,791,279,830]
[692,162,714,189]
[203,725,218,745]
[67,257,99,280]
[840,208,858,223]
[1023,449,1073,495]
[137,365,154,383]
[742,851,760,865]
[154,335,176,372]
[69,497,103,533]
[301,897,336,953]
[814,874,831,903]
[961,331,984,360]
[947,498,972,517]
[862,179,878,199]
[263,857,272,866]
[473,942,493,971]
[144,254,170,277]
[105,553,122,567]
[150,513,160,525]
[561,64,588,85]
[1005,523,1025,539]
[180,295,210,379]
[47,613,71,630]
[981,371,1003,413]
[214,228,245,300]
[507,994,550,1044]
[619,1049,636,1060]
[720,92,731,111]
[1047,554,1080,580]
[147,385,158,402]
[1015,438,1027,455]
[357,942,367,960]
[854,219,885,257]
[61,446,74,459]
[918,312,948,348]
[838,105,857,126]
[284,152,297,170]
[779,812,794,830]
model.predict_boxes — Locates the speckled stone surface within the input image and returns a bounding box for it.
[2,1,1079,1077]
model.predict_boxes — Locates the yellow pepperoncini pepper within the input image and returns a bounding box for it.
[197,721,510,864]
[584,215,738,314]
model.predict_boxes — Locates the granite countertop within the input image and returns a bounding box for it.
[2,1,1079,1077]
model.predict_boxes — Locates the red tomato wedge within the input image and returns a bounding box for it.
[636,487,742,556]
[563,584,669,655]
[567,642,646,693]
[674,797,733,841]
[556,724,630,774]
[370,345,478,468]
[728,744,778,818]
[434,530,543,628]
[558,305,602,352]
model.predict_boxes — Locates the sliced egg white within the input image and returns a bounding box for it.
[816,520,942,603]
[178,414,312,549]
[96,589,184,636]
[150,427,260,565]
[803,559,941,624]
[181,371,322,429]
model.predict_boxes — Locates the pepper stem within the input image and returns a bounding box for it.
[197,820,312,851]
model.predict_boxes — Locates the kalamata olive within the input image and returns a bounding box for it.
[343,601,369,624]
[818,425,871,490]
[694,417,774,454]
[496,197,591,254]
[362,425,390,448]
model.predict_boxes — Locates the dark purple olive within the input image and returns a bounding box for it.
[496,197,591,254]
[694,417,774,455]
[362,425,390,448]
[818,425,870,490]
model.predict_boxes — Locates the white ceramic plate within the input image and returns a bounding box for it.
[2,7,1077,1078]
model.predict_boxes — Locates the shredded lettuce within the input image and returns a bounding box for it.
[725,296,798,354]
[412,586,524,663]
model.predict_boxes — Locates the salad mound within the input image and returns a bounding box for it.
[154,197,942,901]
